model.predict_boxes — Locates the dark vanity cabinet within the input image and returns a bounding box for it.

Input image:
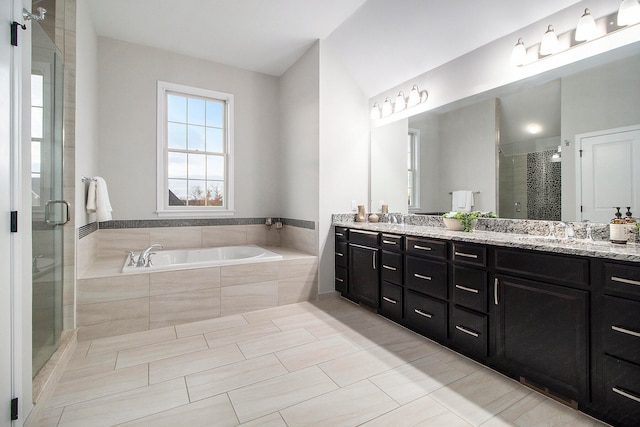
[333,225,640,427]
[404,237,449,343]
[593,261,640,427]
[450,242,489,361]
[379,234,404,323]
[347,229,380,309]
[493,248,590,405]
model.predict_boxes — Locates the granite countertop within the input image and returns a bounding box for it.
[333,220,640,263]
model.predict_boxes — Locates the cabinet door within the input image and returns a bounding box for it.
[349,244,380,308]
[494,275,589,403]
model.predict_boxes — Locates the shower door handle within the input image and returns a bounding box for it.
[45,200,71,226]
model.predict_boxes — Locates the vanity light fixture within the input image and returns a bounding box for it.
[407,85,421,107]
[381,97,393,117]
[394,91,406,112]
[526,123,542,134]
[539,25,560,56]
[370,103,381,120]
[618,0,640,26]
[510,38,527,66]
[575,8,598,41]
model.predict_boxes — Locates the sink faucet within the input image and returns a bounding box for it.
[582,220,593,241]
[137,244,163,267]
[557,222,575,240]
[32,255,44,273]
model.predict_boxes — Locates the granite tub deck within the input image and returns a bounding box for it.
[76,247,318,341]
[332,221,640,263]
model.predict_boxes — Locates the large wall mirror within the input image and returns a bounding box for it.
[371,41,640,223]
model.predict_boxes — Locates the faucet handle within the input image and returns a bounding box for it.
[124,251,136,267]
[146,252,158,267]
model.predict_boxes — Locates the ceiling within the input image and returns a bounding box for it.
[86,0,583,97]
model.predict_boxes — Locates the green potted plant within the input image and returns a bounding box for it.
[443,211,497,232]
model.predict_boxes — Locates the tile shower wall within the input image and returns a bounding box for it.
[527,149,561,221]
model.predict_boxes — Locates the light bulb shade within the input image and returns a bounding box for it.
[539,25,559,56]
[576,9,598,41]
[370,103,381,120]
[618,0,640,26]
[381,98,393,117]
[394,92,406,112]
[511,38,527,66]
[407,85,421,107]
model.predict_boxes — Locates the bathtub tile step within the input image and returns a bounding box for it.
[78,317,150,342]
[149,267,221,297]
[77,274,149,305]
[220,281,278,317]
[87,326,176,355]
[149,288,221,329]
[221,262,279,287]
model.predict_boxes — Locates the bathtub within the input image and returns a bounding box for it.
[122,245,283,273]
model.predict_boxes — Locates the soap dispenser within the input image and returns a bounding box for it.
[610,207,627,244]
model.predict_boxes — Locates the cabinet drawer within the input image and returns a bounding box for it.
[452,306,488,359]
[404,290,447,342]
[381,234,403,252]
[349,229,379,247]
[335,227,348,241]
[452,243,487,267]
[495,248,589,287]
[405,256,447,300]
[335,241,348,268]
[380,282,403,322]
[604,295,640,365]
[452,266,488,313]
[405,237,447,259]
[603,356,640,427]
[604,263,640,297]
[381,251,402,285]
[335,266,348,294]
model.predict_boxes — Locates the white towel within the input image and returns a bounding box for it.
[86,177,113,221]
[452,190,474,212]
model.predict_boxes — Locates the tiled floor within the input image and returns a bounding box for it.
[38,297,608,426]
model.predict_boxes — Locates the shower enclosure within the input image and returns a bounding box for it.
[31,20,66,377]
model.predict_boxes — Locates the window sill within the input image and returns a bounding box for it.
[155,210,235,218]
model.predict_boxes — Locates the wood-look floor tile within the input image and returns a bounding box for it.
[228,366,338,423]
[118,393,238,427]
[174,313,247,338]
[186,354,287,402]
[275,335,360,372]
[47,364,148,409]
[87,326,176,355]
[115,335,208,369]
[237,412,287,427]
[57,378,188,427]
[280,379,399,427]
[149,343,245,384]
[237,328,317,359]
[361,394,472,427]
[318,345,407,387]
[203,321,282,349]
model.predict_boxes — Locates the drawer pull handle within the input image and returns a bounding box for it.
[494,278,499,305]
[335,252,344,257]
[383,265,397,271]
[455,284,479,294]
[414,309,433,318]
[383,297,397,305]
[611,276,640,287]
[335,278,344,283]
[455,325,479,338]
[383,240,397,245]
[352,230,378,236]
[454,251,478,259]
[413,245,432,251]
[612,387,640,404]
[414,273,432,281]
[612,325,640,338]
[335,232,344,237]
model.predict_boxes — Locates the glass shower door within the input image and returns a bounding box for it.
[31,22,66,378]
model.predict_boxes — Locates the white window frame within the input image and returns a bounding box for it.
[408,128,420,210]
[156,81,234,217]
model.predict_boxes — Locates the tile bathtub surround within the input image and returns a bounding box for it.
[76,252,318,341]
[35,298,608,427]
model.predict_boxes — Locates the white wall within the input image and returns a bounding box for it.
[561,54,640,219]
[438,99,497,212]
[97,37,281,220]
[411,114,440,213]
[370,119,407,214]
[318,42,369,294]
[278,41,320,222]
[75,1,98,227]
